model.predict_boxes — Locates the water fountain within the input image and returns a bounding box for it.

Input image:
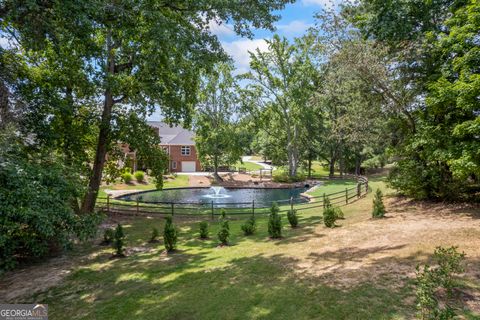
[203,186,231,199]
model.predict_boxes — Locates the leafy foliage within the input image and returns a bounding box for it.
[149,227,159,243]
[241,216,257,235]
[287,209,299,228]
[217,220,230,245]
[134,171,145,183]
[121,172,133,184]
[0,129,100,272]
[199,221,209,239]
[323,198,338,228]
[102,228,115,245]
[415,247,465,320]
[112,224,125,256]
[372,188,386,218]
[268,202,282,238]
[163,217,177,252]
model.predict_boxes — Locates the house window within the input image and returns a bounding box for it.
[181,146,191,156]
[171,161,177,169]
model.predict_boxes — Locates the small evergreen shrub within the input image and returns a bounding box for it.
[163,217,177,252]
[199,221,209,239]
[287,209,298,228]
[372,188,386,218]
[241,216,256,235]
[334,207,344,219]
[121,172,134,184]
[134,170,145,183]
[323,198,337,228]
[112,224,125,256]
[102,228,114,245]
[415,246,465,319]
[220,208,227,220]
[217,220,230,245]
[268,202,282,238]
[149,227,159,243]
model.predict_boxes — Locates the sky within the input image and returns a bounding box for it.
[212,0,339,75]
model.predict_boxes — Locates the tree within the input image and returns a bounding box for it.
[194,63,246,181]
[163,217,177,252]
[242,35,318,178]
[1,0,293,213]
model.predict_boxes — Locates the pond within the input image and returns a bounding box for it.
[118,186,309,208]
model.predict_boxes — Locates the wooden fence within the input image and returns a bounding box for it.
[96,175,369,218]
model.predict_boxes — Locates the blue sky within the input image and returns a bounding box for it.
[212,0,340,74]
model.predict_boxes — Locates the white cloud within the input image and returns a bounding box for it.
[276,20,313,36]
[302,0,342,8]
[208,20,235,37]
[221,38,269,74]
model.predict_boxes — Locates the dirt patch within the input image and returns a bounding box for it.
[188,175,211,187]
[290,198,480,298]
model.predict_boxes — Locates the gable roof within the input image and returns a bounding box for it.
[148,121,196,146]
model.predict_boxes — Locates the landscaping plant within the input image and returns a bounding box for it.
[149,227,159,243]
[102,228,115,245]
[163,217,177,252]
[112,224,126,256]
[415,246,465,319]
[121,171,134,184]
[199,221,209,239]
[372,188,386,218]
[287,209,298,228]
[268,202,282,238]
[217,220,230,245]
[134,170,145,183]
[323,198,337,228]
[241,216,256,235]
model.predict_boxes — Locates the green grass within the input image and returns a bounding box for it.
[101,175,190,192]
[273,161,332,178]
[21,176,479,319]
[235,161,264,171]
[306,180,359,198]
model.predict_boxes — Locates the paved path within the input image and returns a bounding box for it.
[241,156,274,170]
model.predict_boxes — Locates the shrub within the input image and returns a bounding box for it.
[0,132,101,272]
[241,216,256,235]
[134,170,145,183]
[323,198,337,228]
[217,220,230,245]
[287,209,298,228]
[102,228,114,245]
[415,246,465,319]
[268,202,282,238]
[163,217,177,252]
[199,221,209,239]
[334,207,344,219]
[272,172,306,183]
[121,172,134,184]
[149,227,159,243]
[112,224,125,256]
[372,188,386,218]
[220,208,227,220]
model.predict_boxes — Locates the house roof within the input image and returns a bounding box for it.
[148,121,195,146]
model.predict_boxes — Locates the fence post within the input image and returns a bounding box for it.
[345,188,348,204]
[171,202,174,216]
[211,201,214,220]
[106,194,110,213]
[323,193,326,209]
[136,198,139,215]
[290,196,294,212]
[365,180,368,194]
[357,183,361,198]
[252,200,255,216]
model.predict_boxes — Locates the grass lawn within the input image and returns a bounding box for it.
[273,161,332,178]
[306,179,359,197]
[4,175,479,319]
[101,175,190,192]
[235,161,264,171]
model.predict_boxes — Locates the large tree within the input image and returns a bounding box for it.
[194,63,246,181]
[1,0,293,212]
[242,35,317,177]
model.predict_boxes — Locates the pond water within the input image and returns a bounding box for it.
[118,186,309,207]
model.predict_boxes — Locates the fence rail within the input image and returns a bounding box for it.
[97,175,369,218]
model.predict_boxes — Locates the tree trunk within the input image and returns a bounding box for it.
[329,150,336,177]
[307,158,312,178]
[81,31,115,214]
[212,154,223,182]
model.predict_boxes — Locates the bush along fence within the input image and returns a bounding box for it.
[96,175,369,218]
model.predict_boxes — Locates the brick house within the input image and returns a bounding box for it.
[148,121,202,172]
